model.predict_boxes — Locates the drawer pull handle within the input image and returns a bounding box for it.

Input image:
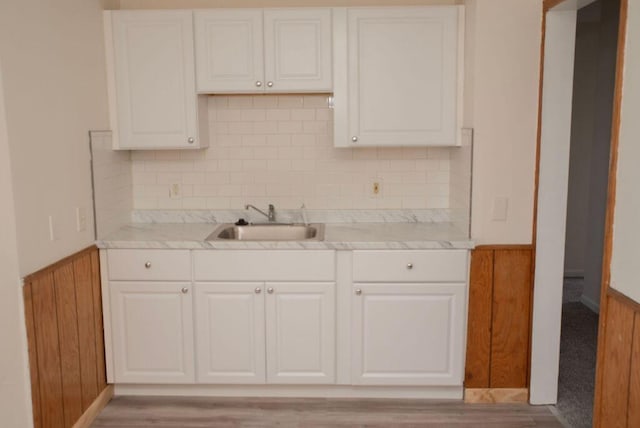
[267,287,274,294]
[181,287,188,294]
[355,289,362,295]
[255,287,262,294]
[144,262,152,269]
[407,263,413,270]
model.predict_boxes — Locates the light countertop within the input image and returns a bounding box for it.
[96,222,474,250]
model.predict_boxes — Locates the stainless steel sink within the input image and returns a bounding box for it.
[206,223,325,241]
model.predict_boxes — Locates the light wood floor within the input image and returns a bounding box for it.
[91,397,565,427]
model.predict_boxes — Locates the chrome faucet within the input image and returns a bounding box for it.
[245,204,276,222]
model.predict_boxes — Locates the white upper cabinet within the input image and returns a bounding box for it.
[334,7,463,147]
[194,10,264,92]
[106,10,208,150]
[195,9,332,93]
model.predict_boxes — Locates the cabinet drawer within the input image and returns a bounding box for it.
[194,250,335,281]
[352,250,467,282]
[108,250,191,281]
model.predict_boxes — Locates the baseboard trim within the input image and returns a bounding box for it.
[114,384,463,400]
[563,270,584,278]
[464,388,528,403]
[580,294,600,313]
[72,385,114,428]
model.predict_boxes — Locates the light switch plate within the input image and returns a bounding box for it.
[492,197,509,221]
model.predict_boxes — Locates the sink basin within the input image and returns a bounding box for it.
[207,223,325,241]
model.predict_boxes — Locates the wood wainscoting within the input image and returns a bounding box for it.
[593,290,640,427]
[464,245,534,402]
[23,245,112,428]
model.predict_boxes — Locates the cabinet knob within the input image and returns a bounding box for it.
[255,287,262,294]
[181,287,189,294]
[351,136,358,143]
[255,80,263,87]
[355,289,362,295]
[267,81,274,88]
[407,263,413,270]
[267,287,274,294]
[187,137,195,144]
[144,261,151,269]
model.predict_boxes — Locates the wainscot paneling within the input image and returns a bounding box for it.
[464,245,534,401]
[23,246,111,428]
[594,289,640,427]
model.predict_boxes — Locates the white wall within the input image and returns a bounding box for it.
[0,63,33,428]
[466,0,541,245]
[564,12,600,277]
[0,0,111,276]
[530,8,578,405]
[610,0,640,304]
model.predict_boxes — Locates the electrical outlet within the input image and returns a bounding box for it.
[76,207,87,232]
[169,183,181,199]
[371,180,382,198]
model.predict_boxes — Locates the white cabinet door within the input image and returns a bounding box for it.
[339,7,462,147]
[194,283,266,384]
[265,282,336,384]
[110,282,194,383]
[194,10,264,93]
[351,283,465,385]
[194,9,332,93]
[110,11,205,149]
[263,9,332,92]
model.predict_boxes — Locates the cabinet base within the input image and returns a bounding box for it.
[114,384,463,400]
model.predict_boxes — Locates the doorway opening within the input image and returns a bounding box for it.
[531,0,622,423]
[558,0,620,426]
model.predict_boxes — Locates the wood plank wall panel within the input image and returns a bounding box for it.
[464,249,494,388]
[465,246,534,390]
[54,263,84,427]
[594,290,640,428]
[598,296,634,427]
[491,250,532,388]
[30,272,66,427]
[73,256,99,410]
[23,284,42,428]
[629,313,640,427]
[23,246,108,428]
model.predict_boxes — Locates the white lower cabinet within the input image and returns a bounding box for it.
[194,283,266,384]
[351,282,466,386]
[104,248,469,393]
[110,282,195,383]
[194,281,336,385]
[265,282,335,384]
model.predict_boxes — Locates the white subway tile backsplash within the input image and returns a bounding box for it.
[131,94,451,210]
[266,109,291,121]
[91,131,133,237]
[252,96,279,109]
[291,109,316,121]
[277,95,304,108]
